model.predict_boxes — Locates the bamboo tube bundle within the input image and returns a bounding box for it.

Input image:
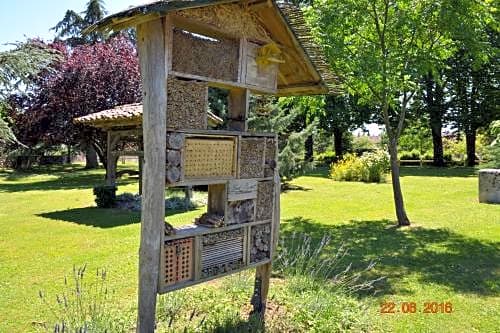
[239,137,266,178]
[172,29,239,82]
[256,181,274,221]
[201,229,244,278]
[166,76,208,129]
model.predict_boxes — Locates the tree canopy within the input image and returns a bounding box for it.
[10,36,140,163]
[307,0,496,225]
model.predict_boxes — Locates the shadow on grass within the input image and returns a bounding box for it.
[399,166,477,178]
[281,183,311,193]
[0,165,137,193]
[38,207,141,228]
[38,206,199,228]
[281,217,500,296]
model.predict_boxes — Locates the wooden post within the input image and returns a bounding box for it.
[138,157,144,195]
[251,138,280,319]
[228,88,250,131]
[138,137,144,195]
[136,17,168,333]
[106,131,117,186]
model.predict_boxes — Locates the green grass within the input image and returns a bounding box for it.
[0,165,499,332]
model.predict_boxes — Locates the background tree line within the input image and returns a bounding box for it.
[0,0,497,226]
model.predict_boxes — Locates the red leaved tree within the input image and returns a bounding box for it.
[11,35,141,168]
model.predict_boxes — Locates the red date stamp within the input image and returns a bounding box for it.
[380,301,453,314]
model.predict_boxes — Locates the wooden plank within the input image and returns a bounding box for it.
[164,219,272,241]
[170,128,276,138]
[170,70,277,94]
[245,42,278,90]
[159,258,272,294]
[238,38,248,84]
[227,179,258,201]
[106,131,117,186]
[136,17,168,333]
[171,14,238,41]
[111,150,144,157]
[228,88,250,132]
[208,183,227,215]
[251,262,272,318]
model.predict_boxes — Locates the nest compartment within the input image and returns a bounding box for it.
[239,137,265,179]
[226,199,255,225]
[250,223,272,263]
[172,29,239,82]
[167,76,208,130]
[264,138,277,177]
[256,181,274,221]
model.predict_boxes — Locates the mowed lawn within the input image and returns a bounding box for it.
[0,165,499,332]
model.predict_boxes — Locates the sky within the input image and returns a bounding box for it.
[0,0,145,51]
[0,1,384,136]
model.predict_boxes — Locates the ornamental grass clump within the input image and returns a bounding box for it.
[38,265,131,332]
[331,150,389,183]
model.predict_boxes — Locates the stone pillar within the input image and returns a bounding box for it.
[479,169,500,204]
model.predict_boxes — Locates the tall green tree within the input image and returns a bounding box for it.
[52,0,107,46]
[448,47,499,166]
[308,0,469,226]
[249,96,316,180]
[323,94,372,158]
[420,72,447,166]
[0,41,60,145]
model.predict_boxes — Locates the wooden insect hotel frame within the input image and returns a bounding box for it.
[85,1,339,331]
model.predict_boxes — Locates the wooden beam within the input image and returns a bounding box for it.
[228,88,250,131]
[106,131,117,186]
[136,17,168,333]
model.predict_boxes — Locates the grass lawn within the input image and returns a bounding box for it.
[0,164,498,332]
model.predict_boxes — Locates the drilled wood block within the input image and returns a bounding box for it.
[184,137,236,179]
[239,137,265,179]
[163,238,194,287]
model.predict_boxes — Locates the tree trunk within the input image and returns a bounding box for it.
[388,140,410,226]
[424,74,445,167]
[333,127,343,159]
[465,130,476,167]
[66,145,71,164]
[430,119,445,167]
[304,135,313,162]
[85,144,99,169]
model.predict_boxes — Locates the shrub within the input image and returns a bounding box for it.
[398,149,421,160]
[352,136,377,155]
[331,151,389,183]
[93,185,117,208]
[482,121,500,169]
[315,151,336,166]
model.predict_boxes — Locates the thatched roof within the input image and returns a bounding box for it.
[87,0,341,95]
[74,103,223,129]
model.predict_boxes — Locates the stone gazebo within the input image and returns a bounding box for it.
[75,103,223,192]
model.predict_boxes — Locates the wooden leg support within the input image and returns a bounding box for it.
[250,262,272,319]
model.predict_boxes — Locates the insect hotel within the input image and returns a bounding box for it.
[86,0,338,331]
